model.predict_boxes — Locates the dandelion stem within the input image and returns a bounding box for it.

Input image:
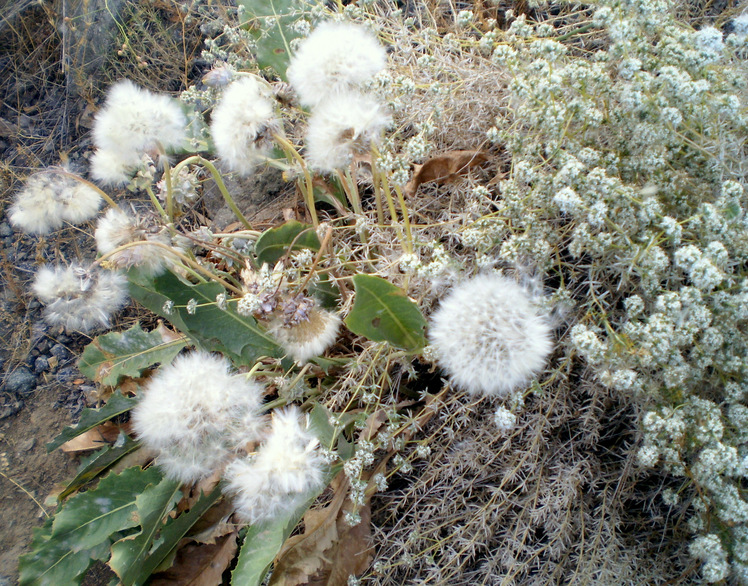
[172,155,253,230]
[145,185,168,221]
[53,169,121,211]
[163,157,174,222]
[272,133,319,227]
[95,241,243,295]
[380,170,407,251]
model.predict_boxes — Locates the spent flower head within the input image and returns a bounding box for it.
[270,305,341,363]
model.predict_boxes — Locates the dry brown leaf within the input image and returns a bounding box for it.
[150,531,238,586]
[156,321,184,344]
[60,421,122,452]
[404,150,489,196]
[270,473,374,586]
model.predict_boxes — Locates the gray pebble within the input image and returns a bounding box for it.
[0,223,11,237]
[34,356,48,373]
[3,367,37,397]
[50,344,71,362]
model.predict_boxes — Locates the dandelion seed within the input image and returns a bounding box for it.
[225,406,326,523]
[95,208,179,276]
[131,351,266,484]
[428,273,553,397]
[89,148,142,186]
[287,21,387,107]
[305,91,390,173]
[32,264,128,332]
[270,306,341,363]
[210,77,280,176]
[10,173,103,234]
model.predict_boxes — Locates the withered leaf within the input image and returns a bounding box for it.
[405,150,489,196]
[60,421,122,453]
[150,531,238,586]
[270,474,374,586]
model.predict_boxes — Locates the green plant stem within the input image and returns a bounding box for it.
[163,157,174,222]
[172,155,253,230]
[370,157,385,226]
[394,184,413,253]
[380,171,407,250]
[272,133,319,227]
[145,185,168,221]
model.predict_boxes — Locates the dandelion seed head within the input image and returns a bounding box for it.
[428,273,553,397]
[225,406,326,523]
[270,307,341,363]
[10,173,103,234]
[32,264,128,332]
[95,208,178,276]
[210,77,280,176]
[287,21,387,107]
[93,79,187,158]
[305,91,390,173]
[131,351,266,484]
[89,148,141,186]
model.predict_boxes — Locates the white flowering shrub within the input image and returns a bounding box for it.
[12,0,748,584]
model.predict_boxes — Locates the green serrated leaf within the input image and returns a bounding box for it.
[78,322,186,386]
[18,517,110,586]
[51,466,163,552]
[19,467,162,585]
[109,476,182,586]
[238,0,307,79]
[127,269,283,366]
[130,485,223,583]
[345,274,427,351]
[58,435,141,500]
[254,220,321,266]
[47,392,136,453]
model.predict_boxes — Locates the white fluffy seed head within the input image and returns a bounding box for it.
[131,351,266,484]
[95,208,177,276]
[32,264,128,332]
[269,307,341,363]
[9,173,103,234]
[287,21,387,107]
[93,80,187,157]
[90,148,141,186]
[210,76,280,176]
[428,273,553,397]
[225,406,326,523]
[305,91,390,173]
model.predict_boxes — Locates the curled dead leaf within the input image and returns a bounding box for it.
[150,531,238,586]
[269,474,373,586]
[404,150,489,196]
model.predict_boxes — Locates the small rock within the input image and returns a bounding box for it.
[57,334,71,344]
[3,367,37,397]
[27,299,40,310]
[33,356,48,374]
[0,222,11,237]
[19,438,36,452]
[50,344,71,362]
[35,338,50,353]
[0,398,23,421]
